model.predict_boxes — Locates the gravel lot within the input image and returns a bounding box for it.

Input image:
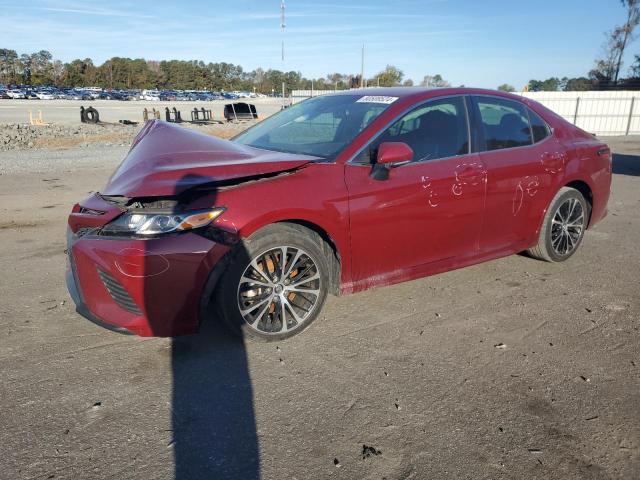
[0,135,638,479]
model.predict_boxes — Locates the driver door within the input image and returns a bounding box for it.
[345,96,487,288]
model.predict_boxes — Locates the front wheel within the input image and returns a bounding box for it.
[215,225,329,341]
[527,187,590,262]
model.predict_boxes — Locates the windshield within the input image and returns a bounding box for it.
[234,94,395,158]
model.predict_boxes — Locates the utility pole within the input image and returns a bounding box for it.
[281,0,286,109]
[360,44,365,89]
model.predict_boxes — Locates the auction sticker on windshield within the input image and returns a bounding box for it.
[356,95,398,104]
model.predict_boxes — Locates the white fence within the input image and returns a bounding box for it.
[291,89,640,136]
[291,89,336,105]
[515,91,639,136]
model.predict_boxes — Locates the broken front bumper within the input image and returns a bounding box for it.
[65,226,230,337]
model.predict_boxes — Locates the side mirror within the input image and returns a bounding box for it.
[370,142,413,181]
[377,142,414,165]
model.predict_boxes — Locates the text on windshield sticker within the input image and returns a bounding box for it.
[356,96,399,104]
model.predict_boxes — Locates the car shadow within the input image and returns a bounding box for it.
[612,153,640,176]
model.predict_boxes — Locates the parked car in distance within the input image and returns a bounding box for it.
[7,89,27,99]
[35,91,56,100]
[66,88,611,340]
[68,90,92,101]
[142,89,161,101]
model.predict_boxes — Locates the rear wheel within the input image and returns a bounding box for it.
[527,187,590,262]
[215,225,329,341]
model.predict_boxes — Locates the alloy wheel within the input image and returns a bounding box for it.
[237,246,321,335]
[550,197,585,256]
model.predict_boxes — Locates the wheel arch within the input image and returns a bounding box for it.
[198,218,344,329]
[534,177,595,238]
[273,219,342,296]
[564,179,593,221]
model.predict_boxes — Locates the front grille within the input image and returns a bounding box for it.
[97,269,143,315]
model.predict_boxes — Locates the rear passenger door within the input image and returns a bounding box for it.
[470,95,560,253]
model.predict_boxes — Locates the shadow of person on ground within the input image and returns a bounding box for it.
[612,153,640,176]
[171,318,259,479]
[138,170,259,479]
[169,175,259,479]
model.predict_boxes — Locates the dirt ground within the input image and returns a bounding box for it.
[0,135,638,480]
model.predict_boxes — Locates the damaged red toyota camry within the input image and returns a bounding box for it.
[66,88,611,340]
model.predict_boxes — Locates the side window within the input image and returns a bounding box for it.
[527,108,550,143]
[355,96,469,164]
[476,97,532,151]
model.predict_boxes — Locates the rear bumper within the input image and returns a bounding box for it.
[66,227,230,337]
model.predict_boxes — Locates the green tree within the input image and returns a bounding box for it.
[28,50,54,84]
[369,65,404,87]
[614,0,640,83]
[420,74,450,87]
[563,77,592,91]
[326,72,350,89]
[629,54,640,77]
[98,57,151,89]
[62,58,96,87]
[527,78,561,91]
[51,60,64,85]
[592,0,640,86]
[497,83,516,92]
[19,53,32,83]
[0,48,19,84]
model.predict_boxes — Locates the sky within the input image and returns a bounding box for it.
[0,0,635,89]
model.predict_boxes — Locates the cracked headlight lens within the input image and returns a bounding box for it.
[101,208,225,236]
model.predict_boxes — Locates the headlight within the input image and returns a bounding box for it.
[101,208,225,236]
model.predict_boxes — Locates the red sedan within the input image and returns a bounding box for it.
[66,88,611,340]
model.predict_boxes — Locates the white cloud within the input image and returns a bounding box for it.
[43,6,155,19]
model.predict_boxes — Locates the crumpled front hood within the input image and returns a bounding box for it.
[102,120,318,197]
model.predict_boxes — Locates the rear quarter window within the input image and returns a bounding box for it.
[476,97,533,151]
[527,108,551,143]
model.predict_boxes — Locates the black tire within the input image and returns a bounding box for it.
[214,224,329,342]
[84,107,100,124]
[528,187,590,262]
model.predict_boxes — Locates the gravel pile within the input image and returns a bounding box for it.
[0,121,252,151]
[0,123,139,151]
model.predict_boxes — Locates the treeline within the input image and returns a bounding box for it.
[495,75,639,93]
[0,48,404,92]
[0,49,459,93]
[3,47,640,94]
[525,63,640,92]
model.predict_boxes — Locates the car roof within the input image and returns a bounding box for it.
[328,86,524,101]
